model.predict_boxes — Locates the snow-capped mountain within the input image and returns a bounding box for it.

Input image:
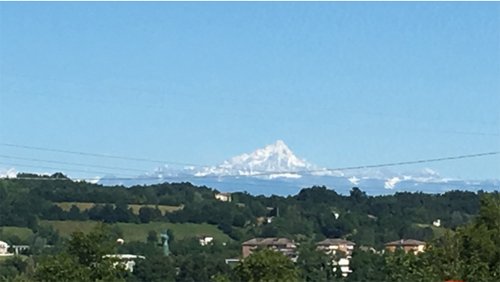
[194,140,314,178]
[96,140,499,195]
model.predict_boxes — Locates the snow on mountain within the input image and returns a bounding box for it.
[383,168,449,189]
[348,176,360,186]
[194,140,314,178]
[0,167,17,178]
[96,140,498,195]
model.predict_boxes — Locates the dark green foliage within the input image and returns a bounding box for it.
[0,174,498,281]
[34,224,127,282]
[296,243,336,282]
[384,250,439,282]
[0,256,29,281]
[147,230,158,244]
[234,249,299,282]
[118,241,163,258]
[138,207,162,223]
[346,249,385,282]
[176,253,231,282]
[383,193,500,282]
[130,255,176,282]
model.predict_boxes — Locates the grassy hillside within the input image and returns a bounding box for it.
[41,220,231,243]
[128,204,184,214]
[55,202,183,215]
[0,226,34,242]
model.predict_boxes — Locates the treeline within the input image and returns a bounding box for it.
[2,193,499,281]
[0,173,493,248]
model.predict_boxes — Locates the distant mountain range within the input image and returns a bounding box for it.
[97,140,499,195]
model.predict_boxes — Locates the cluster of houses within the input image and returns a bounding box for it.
[215,192,428,276]
[240,237,426,277]
[3,233,426,276]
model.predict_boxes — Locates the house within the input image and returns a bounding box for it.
[433,219,441,227]
[333,258,352,277]
[215,192,231,202]
[241,237,297,260]
[0,240,11,256]
[316,238,355,256]
[385,239,426,254]
[198,235,214,246]
[104,254,145,272]
[11,245,30,255]
[316,238,356,277]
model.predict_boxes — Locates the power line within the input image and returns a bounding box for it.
[245,151,500,177]
[0,143,208,167]
[2,151,498,182]
[0,154,149,173]
[0,162,136,178]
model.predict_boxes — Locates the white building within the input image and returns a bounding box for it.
[334,258,352,276]
[215,192,231,202]
[0,240,11,256]
[433,219,441,227]
[104,254,145,272]
[316,238,356,277]
[199,236,214,246]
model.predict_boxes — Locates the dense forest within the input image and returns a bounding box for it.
[0,173,484,246]
[0,173,498,281]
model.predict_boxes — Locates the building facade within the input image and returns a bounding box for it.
[316,238,356,277]
[241,237,297,260]
[0,240,10,255]
[385,239,426,254]
[215,192,232,202]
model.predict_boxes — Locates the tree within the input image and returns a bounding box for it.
[34,224,126,282]
[234,249,299,282]
[296,243,336,282]
[346,249,385,282]
[0,256,29,281]
[131,255,176,282]
[68,205,82,220]
[176,253,231,282]
[419,193,500,282]
[384,250,438,282]
[147,230,158,244]
[34,253,92,282]
[138,207,161,223]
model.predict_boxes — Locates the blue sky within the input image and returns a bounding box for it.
[0,2,499,180]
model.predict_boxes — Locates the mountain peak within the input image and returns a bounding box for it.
[194,140,314,178]
[272,139,288,149]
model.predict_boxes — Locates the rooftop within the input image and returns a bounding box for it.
[242,237,295,246]
[317,238,356,246]
[385,239,426,246]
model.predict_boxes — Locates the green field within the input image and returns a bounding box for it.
[0,226,34,242]
[41,220,231,243]
[128,204,183,214]
[55,202,183,215]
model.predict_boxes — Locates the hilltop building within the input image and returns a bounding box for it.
[385,239,426,254]
[241,237,297,260]
[215,192,232,202]
[198,235,214,246]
